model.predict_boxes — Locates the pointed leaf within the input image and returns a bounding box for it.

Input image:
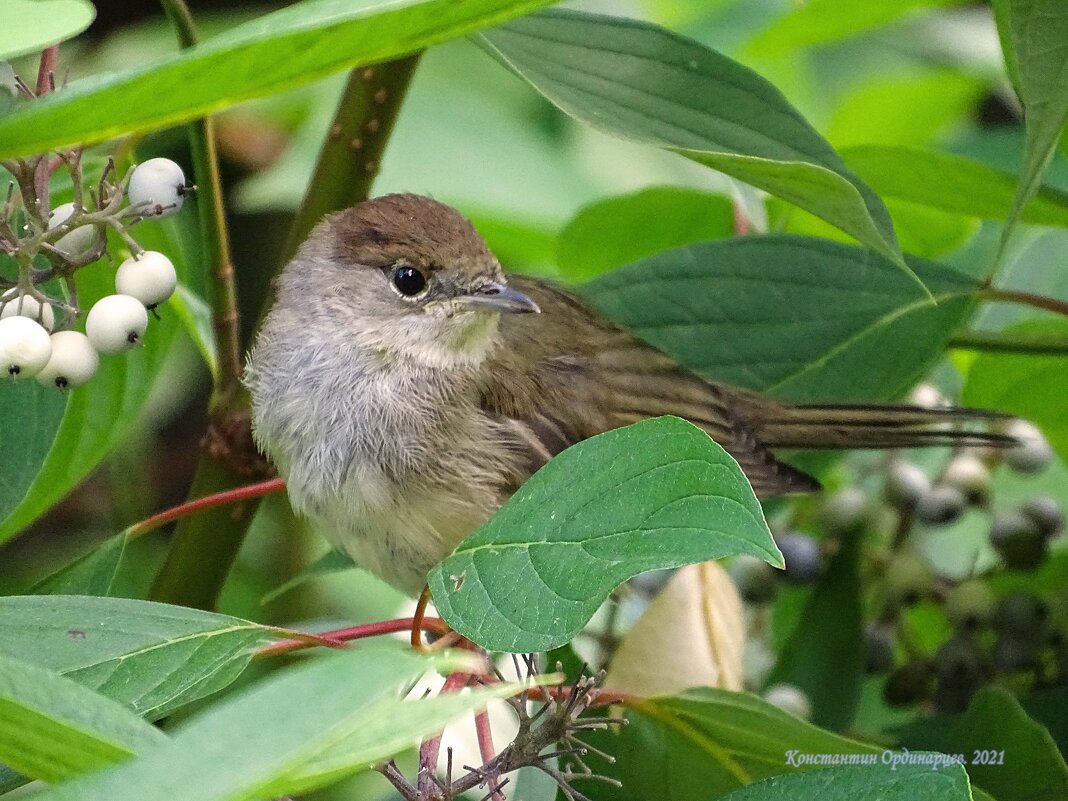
[581,687,883,800]
[0,652,165,783]
[581,236,979,403]
[719,763,972,801]
[0,0,555,159]
[994,0,1068,247]
[844,145,1068,226]
[0,596,278,718]
[429,416,780,653]
[25,646,488,801]
[479,10,907,272]
[30,534,126,596]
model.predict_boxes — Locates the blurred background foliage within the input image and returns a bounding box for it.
[0,1,1066,798]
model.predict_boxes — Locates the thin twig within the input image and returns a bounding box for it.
[979,287,1068,317]
[949,329,1068,355]
[124,477,286,539]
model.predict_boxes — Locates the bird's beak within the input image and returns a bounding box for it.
[456,282,540,314]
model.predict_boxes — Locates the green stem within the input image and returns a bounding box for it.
[950,329,1068,355]
[161,0,243,409]
[151,0,255,609]
[978,287,1068,318]
[253,55,421,329]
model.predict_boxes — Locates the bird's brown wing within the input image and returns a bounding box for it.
[476,274,819,497]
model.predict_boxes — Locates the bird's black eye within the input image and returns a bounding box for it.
[390,265,427,297]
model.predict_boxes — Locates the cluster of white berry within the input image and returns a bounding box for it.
[0,158,188,390]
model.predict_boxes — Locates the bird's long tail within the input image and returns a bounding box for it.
[732,394,1015,451]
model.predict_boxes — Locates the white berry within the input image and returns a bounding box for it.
[127,158,187,218]
[763,683,812,720]
[85,294,148,354]
[47,202,99,258]
[115,251,177,308]
[0,315,52,378]
[885,460,931,510]
[0,292,54,331]
[909,383,947,409]
[36,331,99,390]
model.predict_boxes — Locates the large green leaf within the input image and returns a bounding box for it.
[844,145,1068,226]
[0,651,165,783]
[581,236,979,403]
[582,688,884,801]
[0,0,96,61]
[0,0,554,159]
[0,596,278,718]
[902,686,1068,801]
[478,10,907,272]
[993,0,1068,251]
[962,319,1068,463]
[429,416,781,653]
[718,763,972,801]
[765,532,863,730]
[24,646,492,801]
[0,382,66,527]
[0,218,187,544]
[556,187,734,282]
[745,0,963,56]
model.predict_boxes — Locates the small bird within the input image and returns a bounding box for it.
[246,193,1004,595]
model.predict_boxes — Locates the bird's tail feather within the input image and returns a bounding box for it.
[740,400,1016,451]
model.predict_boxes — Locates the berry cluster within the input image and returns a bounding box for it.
[729,384,1063,717]
[0,156,188,389]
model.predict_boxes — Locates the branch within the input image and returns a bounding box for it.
[125,477,285,539]
[252,55,421,330]
[978,287,1068,317]
[949,329,1068,355]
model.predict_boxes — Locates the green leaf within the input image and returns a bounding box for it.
[765,532,863,730]
[826,72,984,150]
[0,381,66,526]
[0,219,186,545]
[745,0,962,56]
[170,284,218,380]
[581,688,883,800]
[25,646,489,801]
[962,319,1068,463]
[29,534,127,596]
[0,0,96,61]
[0,0,555,159]
[718,763,972,801]
[0,595,278,718]
[902,686,1068,801]
[556,187,734,282]
[478,10,909,274]
[844,145,1068,226]
[260,549,357,606]
[429,416,780,653]
[0,651,165,782]
[581,236,978,403]
[994,0,1068,251]
[280,679,523,794]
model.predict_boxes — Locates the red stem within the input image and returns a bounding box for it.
[35,45,58,95]
[256,616,450,658]
[125,477,285,539]
[475,707,505,801]
[419,671,472,795]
